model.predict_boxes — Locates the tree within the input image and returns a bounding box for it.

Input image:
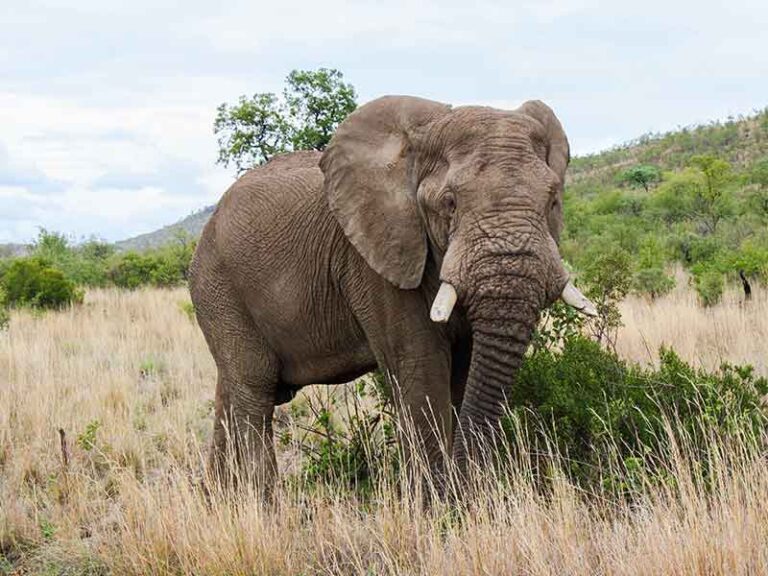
[648,169,699,226]
[690,155,731,197]
[214,93,289,173]
[579,246,632,350]
[618,164,662,192]
[283,68,357,151]
[688,155,733,234]
[32,228,70,261]
[214,68,357,174]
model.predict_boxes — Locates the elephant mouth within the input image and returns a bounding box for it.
[429,275,596,323]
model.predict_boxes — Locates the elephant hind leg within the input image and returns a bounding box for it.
[194,279,280,493]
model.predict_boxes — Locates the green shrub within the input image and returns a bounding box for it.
[31,229,113,287]
[108,235,195,289]
[579,246,632,347]
[108,253,159,289]
[0,286,9,330]
[693,267,724,306]
[296,374,396,492]
[0,258,82,310]
[632,267,675,298]
[507,334,768,489]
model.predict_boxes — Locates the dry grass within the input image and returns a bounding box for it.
[618,281,767,376]
[1,287,767,575]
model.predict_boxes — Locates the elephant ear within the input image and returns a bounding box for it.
[320,96,451,289]
[516,100,570,185]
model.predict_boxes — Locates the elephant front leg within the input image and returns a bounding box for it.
[385,347,453,498]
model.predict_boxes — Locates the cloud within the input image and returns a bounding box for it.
[0,0,766,243]
[0,89,234,242]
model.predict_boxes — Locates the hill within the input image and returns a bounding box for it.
[568,108,768,188]
[0,243,30,258]
[558,106,768,305]
[115,206,216,251]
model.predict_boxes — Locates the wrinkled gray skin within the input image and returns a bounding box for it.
[190,96,572,488]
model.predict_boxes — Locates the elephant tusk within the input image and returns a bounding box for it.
[430,282,457,323]
[561,280,598,317]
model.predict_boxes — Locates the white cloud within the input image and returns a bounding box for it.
[0,0,766,243]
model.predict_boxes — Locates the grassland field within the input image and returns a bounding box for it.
[1,285,767,575]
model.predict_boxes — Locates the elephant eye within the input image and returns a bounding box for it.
[440,193,456,215]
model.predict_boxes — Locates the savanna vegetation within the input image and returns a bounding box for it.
[563,108,768,306]
[1,288,767,574]
[1,69,766,573]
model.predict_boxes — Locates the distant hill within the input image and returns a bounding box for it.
[0,243,29,258]
[114,107,767,251]
[568,108,767,189]
[115,206,216,251]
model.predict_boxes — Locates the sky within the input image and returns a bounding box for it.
[1,0,766,244]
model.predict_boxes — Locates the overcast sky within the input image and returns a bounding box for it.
[1,0,766,244]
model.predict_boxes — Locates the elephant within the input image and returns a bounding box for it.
[189,95,596,490]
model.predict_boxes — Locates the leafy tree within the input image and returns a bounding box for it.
[214,68,357,174]
[688,155,733,234]
[579,246,632,349]
[214,93,289,172]
[632,268,675,299]
[32,228,70,261]
[28,229,112,287]
[648,170,699,226]
[618,164,662,192]
[283,68,357,151]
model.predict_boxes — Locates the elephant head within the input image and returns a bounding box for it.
[320,95,596,463]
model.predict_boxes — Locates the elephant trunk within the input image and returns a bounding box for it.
[452,285,541,472]
[444,227,570,473]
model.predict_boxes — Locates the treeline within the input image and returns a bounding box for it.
[562,113,768,306]
[0,230,195,316]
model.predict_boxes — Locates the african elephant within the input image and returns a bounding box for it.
[189,95,596,489]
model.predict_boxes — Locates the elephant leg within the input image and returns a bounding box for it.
[391,351,452,487]
[196,284,279,492]
[365,316,452,493]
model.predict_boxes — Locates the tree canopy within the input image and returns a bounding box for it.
[214,68,357,173]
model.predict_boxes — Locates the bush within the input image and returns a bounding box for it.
[693,267,724,306]
[31,229,113,287]
[579,246,632,348]
[507,334,768,489]
[632,267,675,298]
[293,373,397,492]
[108,234,196,289]
[108,253,157,289]
[0,258,82,310]
[0,286,9,330]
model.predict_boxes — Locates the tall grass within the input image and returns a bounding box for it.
[1,288,767,574]
[618,281,767,376]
